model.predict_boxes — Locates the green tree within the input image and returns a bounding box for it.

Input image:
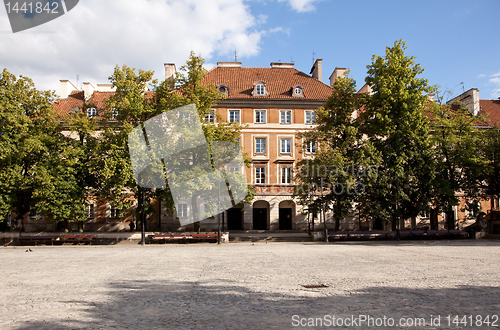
[296,73,377,232]
[429,99,485,228]
[474,126,500,211]
[359,40,435,232]
[0,69,85,230]
[101,53,254,231]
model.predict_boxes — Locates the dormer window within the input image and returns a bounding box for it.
[252,81,269,97]
[86,107,97,118]
[292,85,304,97]
[216,83,229,96]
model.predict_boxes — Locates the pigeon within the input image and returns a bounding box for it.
[25,248,33,252]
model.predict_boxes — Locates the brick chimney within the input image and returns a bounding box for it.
[329,67,346,86]
[60,80,78,99]
[310,58,322,82]
[164,63,176,81]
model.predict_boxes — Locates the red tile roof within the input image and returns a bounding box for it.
[479,99,500,127]
[53,90,84,117]
[203,67,333,100]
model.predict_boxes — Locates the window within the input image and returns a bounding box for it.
[111,109,119,120]
[281,166,292,184]
[86,203,95,218]
[280,110,291,124]
[292,85,304,97]
[217,83,228,96]
[252,81,269,97]
[177,203,188,218]
[229,110,240,123]
[305,141,317,154]
[255,167,266,184]
[255,138,266,154]
[86,107,97,118]
[256,84,265,95]
[110,205,120,218]
[281,138,291,154]
[205,109,215,124]
[255,110,266,124]
[305,111,316,124]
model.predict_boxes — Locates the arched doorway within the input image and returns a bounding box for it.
[279,200,295,230]
[253,200,269,230]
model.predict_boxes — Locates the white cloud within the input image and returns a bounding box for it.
[490,75,500,98]
[0,0,263,95]
[277,0,322,12]
[269,26,291,36]
[477,73,486,78]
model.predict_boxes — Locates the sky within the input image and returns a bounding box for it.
[1,0,499,101]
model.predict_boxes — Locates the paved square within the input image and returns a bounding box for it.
[1,240,499,329]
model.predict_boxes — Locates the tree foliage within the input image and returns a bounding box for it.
[0,69,86,228]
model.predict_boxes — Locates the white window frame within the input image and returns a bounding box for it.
[109,205,120,218]
[255,138,266,154]
[281,166,292,185]
[254,109,266,124]
[305,141,317,154]
[177,203,188,218]
[205,109,216,124]
[256,84,266,96]
[281,138,292,154]
[86,202,95,219]
[87,107,97,118]
[280,110,292,124]
[229,109,240,123]
[255,166,266,184]
[305,111,316,124]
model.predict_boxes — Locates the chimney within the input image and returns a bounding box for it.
[217,62,242,68]
[446,88,481,116]
[358,83,374,95]
[96,84,116,92]
[82,82,95,100]
[270,62,294,69]
[164,63,176,81]
[310,58,322,82]
[329,67,346,86]
[59,80,78,99]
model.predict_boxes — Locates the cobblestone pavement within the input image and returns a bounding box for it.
[1,240,499,329]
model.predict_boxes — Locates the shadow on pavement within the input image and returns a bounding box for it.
[14,280,500,329]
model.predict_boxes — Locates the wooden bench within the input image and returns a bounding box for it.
[147,233,219,244]
[59,234,96,245]
[328,231,394,241]
[19,235,60,245]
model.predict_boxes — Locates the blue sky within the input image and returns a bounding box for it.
[1,0,499,100]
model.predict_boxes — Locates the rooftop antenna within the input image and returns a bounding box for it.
[235,51,237,62]
[312,51,316,64]
[291,57,294,63]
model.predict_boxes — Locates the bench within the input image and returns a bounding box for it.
[147,233,219,244]
[19,235,59,245]
[328,231,394,241]
[59,234,96,245]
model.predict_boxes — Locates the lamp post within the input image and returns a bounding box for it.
[141,188,146,246]
[321,177,328,243]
